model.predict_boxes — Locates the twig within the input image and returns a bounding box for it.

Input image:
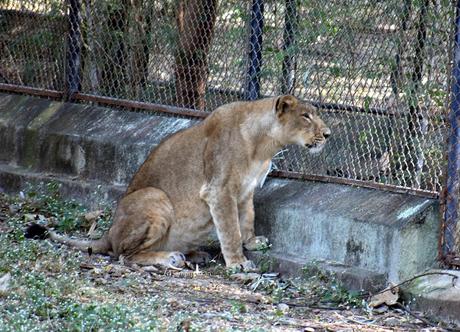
[372,271,459,296]
[394,303,449,330]
[282,301,347,310]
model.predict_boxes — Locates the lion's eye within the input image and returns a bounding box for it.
[302,113,312,121]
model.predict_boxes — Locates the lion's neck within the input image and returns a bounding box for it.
[240,112,284,161]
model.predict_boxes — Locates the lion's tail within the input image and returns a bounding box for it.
[25,223,111,254]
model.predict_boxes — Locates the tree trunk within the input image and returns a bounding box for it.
[174,0,218,110]
[100,0,128,97]
[128,0,151,100]
[84,0,99,93]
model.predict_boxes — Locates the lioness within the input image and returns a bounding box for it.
[27,95,330,270]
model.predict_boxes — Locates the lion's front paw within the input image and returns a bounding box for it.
[243,236,270,251]
[227,259,258,273]
[167,251,186,268]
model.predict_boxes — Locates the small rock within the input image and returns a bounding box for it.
[95,278,108,285]
[383,317,401,326]
[372,304,389,314]
[23,214,37,222]
[276,303,289,314]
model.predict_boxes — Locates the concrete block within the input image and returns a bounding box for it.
[0,93,199,184]
[402,269,460,325]
[254,178,440,283]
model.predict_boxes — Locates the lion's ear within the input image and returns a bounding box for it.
[275,95,298,117]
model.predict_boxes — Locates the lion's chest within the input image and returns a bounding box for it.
[240,160,271,199]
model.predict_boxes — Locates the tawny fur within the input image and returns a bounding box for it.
[34,95,330,269]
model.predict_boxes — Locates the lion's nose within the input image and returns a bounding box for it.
[323,127,331,139]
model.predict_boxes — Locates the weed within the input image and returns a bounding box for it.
[230,300,247,314]
[300,262,364,308]
[18,181,87,233]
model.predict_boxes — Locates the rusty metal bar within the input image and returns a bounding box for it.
[443,0,460,256]
[0,83,64,99]
[309,100,440,121]
[269,170,439,199]
[73,93,209,119]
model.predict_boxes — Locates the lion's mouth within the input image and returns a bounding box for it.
[305,142,325,154]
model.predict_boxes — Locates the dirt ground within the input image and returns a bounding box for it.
[0,189,457,331]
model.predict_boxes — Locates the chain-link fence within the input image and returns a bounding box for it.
[1,0,459,262]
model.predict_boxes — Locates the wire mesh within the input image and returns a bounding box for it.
[0,0,459,258]
[0,0,67,90]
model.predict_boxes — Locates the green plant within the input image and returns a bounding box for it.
[301,262,364,308]
[230,300,247,314]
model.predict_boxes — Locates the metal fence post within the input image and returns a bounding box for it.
[444,0,460,256]
[65,0,82,100]
[245,0,264,100]
[281,0,297,94]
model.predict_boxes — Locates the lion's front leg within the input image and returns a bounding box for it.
[204,189,255,270]
[238,193,269,251]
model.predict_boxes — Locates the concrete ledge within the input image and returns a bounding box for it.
[0,162,124,209]
[402,270,460,325]
[246,251,387,292]
[254,178,440,283]
[0,93,198,184]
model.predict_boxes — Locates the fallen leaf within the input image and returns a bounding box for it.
[180,319,191,332]
[80,262,96,270]
[24,213,46,222]
[143,265,159,273]
[369,284,399,307]
[276,303,289,314]
[0,273,11,296]
[87,221,98,238]
[230,272,260,282]
[84,210,104,222]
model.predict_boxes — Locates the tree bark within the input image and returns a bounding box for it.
[100,0,128,97]
[128,0,151,100]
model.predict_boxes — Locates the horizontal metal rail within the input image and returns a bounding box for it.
[73,93,210,119]
[0,83,63,99]
[269,170,439,199]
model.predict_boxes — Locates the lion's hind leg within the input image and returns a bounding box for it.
[109,187,186,268]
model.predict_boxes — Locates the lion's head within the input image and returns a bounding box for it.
[274,95,330,153]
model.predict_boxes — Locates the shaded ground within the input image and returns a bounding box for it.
[0,187,456,331]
